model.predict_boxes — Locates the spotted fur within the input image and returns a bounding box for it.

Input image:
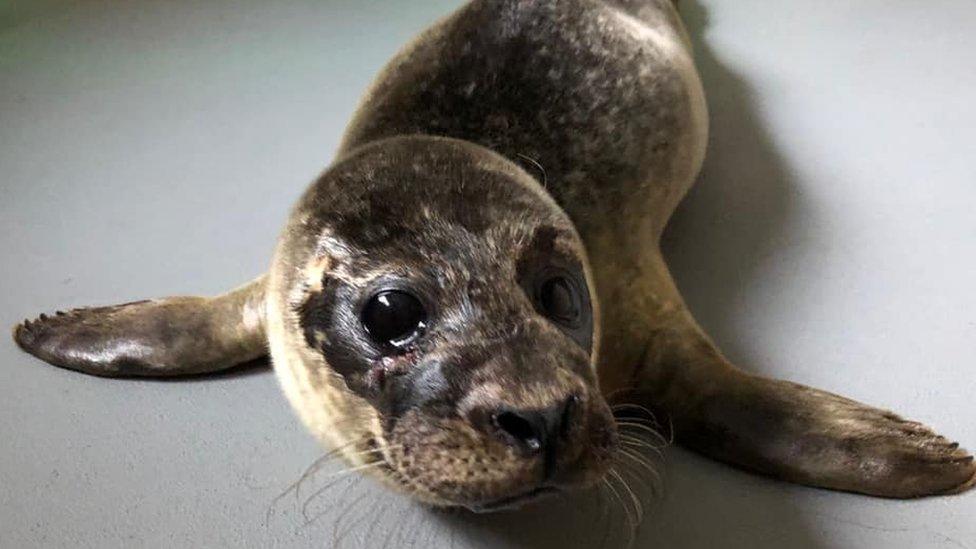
[13,0,974,508]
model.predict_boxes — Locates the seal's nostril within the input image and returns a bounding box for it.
[489,394,581,458]
[492,411,544,454]
[559,394,580,438]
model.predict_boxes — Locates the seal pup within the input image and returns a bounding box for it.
[13,0,974,509]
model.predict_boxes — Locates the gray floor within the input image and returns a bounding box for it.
[2,1,974,547]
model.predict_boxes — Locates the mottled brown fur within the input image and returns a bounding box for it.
[13,0,974,510]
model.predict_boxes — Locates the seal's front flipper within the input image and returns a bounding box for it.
[625,261,975,498]
[13,276,267,377]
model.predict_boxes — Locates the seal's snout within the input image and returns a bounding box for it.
[486,394,578,462]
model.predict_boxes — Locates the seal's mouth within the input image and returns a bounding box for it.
[465,486,559,513]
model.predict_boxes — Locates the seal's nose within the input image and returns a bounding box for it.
[489,395,579,459]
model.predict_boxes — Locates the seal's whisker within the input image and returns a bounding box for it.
[614,412,667,428]
[293,439,397,511]
[322,460,387,479]
[594,481,614,549]
[624,444,662,474]
[614,417,659,429]
[382,500,413,549]
[265,434,371,528]
[331,483,370,544]
[362,494,395,547]
[293,434,378,499]
[618,435,667,456]
[618,446,661,487]
[302,474,364,529]
[620,443,664,463]
[618,434,665,453]
[604,473,637,549]
[607,468,640,530]
[618,449,665,504]
[301,462,387,523]
[613,466,653,510]
[613,414,666,430]
[614,416,660,429]
[602,476,632,534]
[609,467,644,526]
[619,437,667,457]
[618,434,666,458]
[611,403,655,417]
[516,152,548,187]
[613,414,661,427]
[617,428,666,446]
[612,407,669,434]
[666,413,676,445]
[341,485,387,545]
[340,443,404,460]
[616,421,669,445]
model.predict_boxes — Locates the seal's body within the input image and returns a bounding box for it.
[14,0,974,511]
[338,0,707,395]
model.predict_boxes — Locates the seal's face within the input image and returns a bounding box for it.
[269,137,617,511]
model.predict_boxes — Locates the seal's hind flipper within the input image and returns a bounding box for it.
[13,276,267,377]
[676,374,976,498]
[621,256,975,498]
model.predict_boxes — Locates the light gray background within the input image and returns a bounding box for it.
[1,1,974,547]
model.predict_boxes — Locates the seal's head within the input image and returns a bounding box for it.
[268,135,617,511]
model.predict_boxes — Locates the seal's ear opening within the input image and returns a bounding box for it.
[12,276,267,377]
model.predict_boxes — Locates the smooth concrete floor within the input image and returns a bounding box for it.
[1,1,974,547]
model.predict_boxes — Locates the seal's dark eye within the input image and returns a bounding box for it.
[361,290,427,349]
[537,275,581,326]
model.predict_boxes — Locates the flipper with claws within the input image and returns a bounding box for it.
[13,277,267,377]
[619,254,975,498]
